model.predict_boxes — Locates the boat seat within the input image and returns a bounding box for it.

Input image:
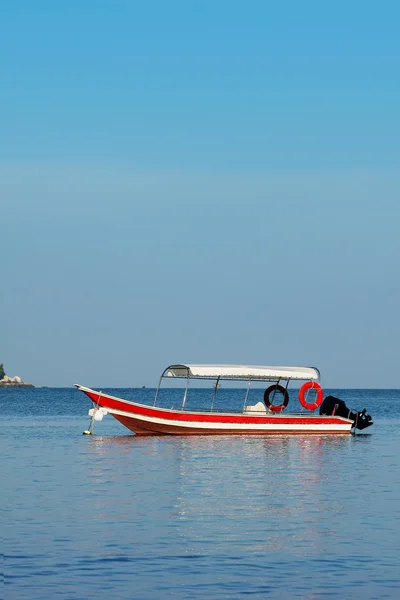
[244,401,268,414]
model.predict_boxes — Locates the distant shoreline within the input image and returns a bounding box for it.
[0,382,35,388]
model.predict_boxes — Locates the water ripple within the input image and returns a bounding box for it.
[2,388,400,599]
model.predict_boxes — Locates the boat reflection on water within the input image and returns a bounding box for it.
[84,433,372,554]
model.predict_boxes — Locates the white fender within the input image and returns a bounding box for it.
[88,407,108,420]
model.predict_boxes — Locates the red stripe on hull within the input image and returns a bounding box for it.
[85,390,349,428]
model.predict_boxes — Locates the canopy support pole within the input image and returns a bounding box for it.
[153,376,163,407]
[211,376,221,412]
[243,380,252,412]
[181,374,190,410]
[271,379,281,403]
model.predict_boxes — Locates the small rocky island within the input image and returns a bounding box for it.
[0,363,34,387]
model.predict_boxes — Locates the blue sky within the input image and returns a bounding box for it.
[1,1,399,387]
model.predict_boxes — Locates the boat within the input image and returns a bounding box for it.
[75,364,373,436]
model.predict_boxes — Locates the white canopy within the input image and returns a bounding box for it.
[163,364,320,381]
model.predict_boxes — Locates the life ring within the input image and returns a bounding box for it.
[298,381,324,411]
[264,384,289,413]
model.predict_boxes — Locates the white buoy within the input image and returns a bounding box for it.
[83,407,108,435]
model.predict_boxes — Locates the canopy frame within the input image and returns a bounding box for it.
[153,364,320,410]
[161,364,320,381]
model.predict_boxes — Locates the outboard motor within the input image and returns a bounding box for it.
[319,395,373,430]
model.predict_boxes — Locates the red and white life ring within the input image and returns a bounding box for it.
[264,384,289,413]
[298,381,324,411]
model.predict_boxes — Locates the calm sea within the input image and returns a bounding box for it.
[2,387,400,599]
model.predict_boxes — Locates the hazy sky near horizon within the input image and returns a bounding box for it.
[1,1,399,387]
